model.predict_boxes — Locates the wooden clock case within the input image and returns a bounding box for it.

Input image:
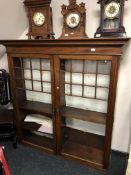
[23,0,54,39]
[95,0,127,38]
[60,0,88,39]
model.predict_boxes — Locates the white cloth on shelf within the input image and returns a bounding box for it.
[24,114,53,134]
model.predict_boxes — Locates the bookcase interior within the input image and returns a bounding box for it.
[12,56,55,152]
[59,58,111,166]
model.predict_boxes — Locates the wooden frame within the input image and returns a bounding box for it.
[0,38,129,169]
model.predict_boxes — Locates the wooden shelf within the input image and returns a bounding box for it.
[63,127,105,149]
[23,130,54,152]
[62,106,106,125]
[23,122,53,138]
[61,142,103,167]
[65,82,109,89]
[61,69,110,76]
[19,101,53,117]
[61,127,104,168]
[14,67,50,71]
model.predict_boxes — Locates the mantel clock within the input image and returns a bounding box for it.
[60,0,88,39]
[23,0,54,39]
[95,0,127,38]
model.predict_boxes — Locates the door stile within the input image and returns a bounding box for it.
[53,56,62,154]
[103,56,120,169]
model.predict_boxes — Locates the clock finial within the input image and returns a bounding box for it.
[69,0,76,5]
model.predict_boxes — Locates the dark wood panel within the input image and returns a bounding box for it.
[23,130,54,150]
[62,106,106,124]
[103,57,120,169]
[0,109,14,123]
[63,127,105,150]
[19,101,53,117]
[23,122,41,131]
[0,38,129,47]
[61,141,103,166]
[23,122,53,139]
[1,38,130,56]
[6,47,122,56]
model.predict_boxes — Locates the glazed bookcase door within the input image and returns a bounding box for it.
[54,55,114,169]
[11,54,56,153]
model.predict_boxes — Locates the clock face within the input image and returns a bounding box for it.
[105,2,120,19]
[66,13,80,28]
[33,12,45,26]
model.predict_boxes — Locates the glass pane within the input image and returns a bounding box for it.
[65,96,107,113]
[65,84,70,94]
[33,81,42,91]
[23,58,30,69]
[84,61,96,73]
[32,59,40,69]
[60,59,110,114]
[72,73,82,84]
[66,118,105,136]
[42,59,50,70]
[65,72,70,83]
[13,57,52,104]
[98,61,111,74]
[96,88,109,100]
[72,60,83,72]
[84,74,96,86]
[97,74,110,87]
[24,70,31,79]
[25,80,32,90]
[26,90,51,104]
[42,71,51,82]
[65,60,71,72]
[32,70,41,81]
[84,86,95,98]
[43,82,51,93]
[72,85,82,96]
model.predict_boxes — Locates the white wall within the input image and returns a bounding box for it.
[0,0,28,70]
[0,0,28,39]
[0,0,131,152]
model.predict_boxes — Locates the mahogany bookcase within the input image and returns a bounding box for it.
[0,38,129,170]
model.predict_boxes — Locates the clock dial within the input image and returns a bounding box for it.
[33,12,45,26]
[66,13,80,28]
[105,2,120,19]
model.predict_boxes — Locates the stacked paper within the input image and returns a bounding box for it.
[24,114,53,134]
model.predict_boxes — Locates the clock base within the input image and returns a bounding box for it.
[94,32,127,38]
[59,33,88,39]
[94,26,127,38]
[27,33,55,40]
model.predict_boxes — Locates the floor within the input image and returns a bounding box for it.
[1,141,128,175]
